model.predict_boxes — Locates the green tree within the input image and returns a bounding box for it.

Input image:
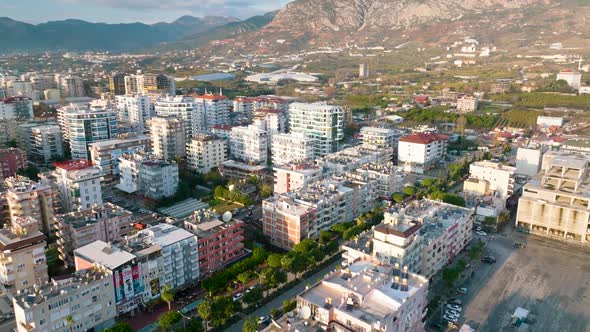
[331,222,353,235]
[242,316,258,332]
[266,253,283,268]
[442,268,459,288]
[259,267,286,292]
[402,186,416,197]
[243,287,263,305]
[159,311,182,332]
[392,193,405,204]
[104,322,133,332]
[237,271,251,286]
[282,299,297,314]
[260,184,273,198]
[319,230,333,244]
[66,315,74,332]
[197,300,213,331]
[161,285,175,311]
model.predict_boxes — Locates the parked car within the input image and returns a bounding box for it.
[448,299,462,305]
[446,304,462,312]
[482,256,496,264]
[476,231,487,236]
[232,293,243,301]
[456,287,468,294]
[445,310,460,318]
[258,316,270,324]
[443,315,459,323]
[513,242,526,248]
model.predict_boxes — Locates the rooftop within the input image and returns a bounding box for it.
[123,224,195,253]
[88,135,148,149]
[74,240,136,270]
[158,198,209,219]
[400,132,448,144]
[56,203,132,229]
[53,159,93,171]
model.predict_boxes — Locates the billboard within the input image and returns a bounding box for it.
[122,266,134,299]
[132,265,144,294]
[150,278,160,297]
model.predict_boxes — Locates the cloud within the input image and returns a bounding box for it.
[60,0,289,17]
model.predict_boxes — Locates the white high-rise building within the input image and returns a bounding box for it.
[230,124,268,164]
[186,134,227,173]
[194,94,231,131]
[57,105,118,160]
[17,123,64,165]
[154,95,198,138]
[60,75,85,97]
[398,132,448,174]
[148,117,186,160]
[124,74,145,95]
[289,102,343,156]
[44,160,103,212]
[115,95,152,131]
[0,97,34,120]
[271,132,316,166]
[117,154,179,199]
[88,135,149,187]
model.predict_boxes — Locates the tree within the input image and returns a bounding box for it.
[442,268,459,288]
[66,315,74,332]
[260,184,273,198]
[161,285,175,311]
[243,287,263,305]
[197,300,213,331]
[282,299,297,314]
[159,311,182,332]
[392,193,405,204]
[237,271,251,286]
[243,316,258,332]
[104,323,133,332]
[402,186,416,197]
[319,230,333,244]
[259,267,286,292]
[266,253,283,268]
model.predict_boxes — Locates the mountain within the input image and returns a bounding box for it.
[0,16,239,52]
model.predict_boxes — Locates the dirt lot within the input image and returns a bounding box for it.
[460,229,590,332]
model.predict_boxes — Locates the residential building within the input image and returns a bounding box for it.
[233,96,289,119]
[57,105,118,160]
[154,96,197,138]
[516,152,590,243]
[467,161,516,199]
[43,89,60,100]
[359,63,369,78]
[13,268,117,332]
[372,213,424,273]
[17,123,64,166]
[186,134,227,173]
[295,256,428,332]
[0,148,27,180]
[289,102,343,156]
[219,160,268,181]
[0,216,47,293]
[117,154,179,199]
[194,94,231,131]
[55,203,134,267]
[184,209,248,276]
[262,196,317,250]
[5,176,59,235]
[124,74,144,95]
[73,241,143,314]
[456,96,478,113]
[398,132,448,174]
[348,162,405,197]
[273,163,322,194]
[360,127,398,150]
[271,132,316,166]
[490,81,511,94]
[7,81,35,99]
[253,109,288,140]
[59,75,85,97]
[0,119,18,146]
[537,116,564,128]
[229,125,268,164]
[0,97,33,120]
[109,73,127,96]
[89,135,149,187]
[148,117,186,160]
[557,69,582,90]
[44,160,103,213]
[516,147,544,177]
[317,145,391,176]
[115,95,152,131]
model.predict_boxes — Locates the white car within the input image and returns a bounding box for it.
[457,287,468,294]
[258,316,270,324]
[232,293,243,301]
[447,304,462,312]
[446,309,461,317]
[476,231,487,236]
[443,315,459,323]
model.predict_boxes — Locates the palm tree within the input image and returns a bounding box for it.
[161,285,175,311]
[66,315,74,332]
[242,316,258,332]
[197,300,213,332]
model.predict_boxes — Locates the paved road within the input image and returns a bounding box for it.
[226,259,342,332]
[0,319,15,332]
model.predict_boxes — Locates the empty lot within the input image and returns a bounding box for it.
[461,230,590,331]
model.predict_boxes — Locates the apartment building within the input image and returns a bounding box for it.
[516,147,544,177]
[148,117,186,160]
[557,69,582,90]
[295,256,428,332]
[154,95,197,138]
[262,196,317,250]
[359,127,398,150]
[456,95,478,113]
[109,73,126,96]
[516,152,590,243]
[233,96,289,118]
[59,75,85,98]
[194,94,231,131]
[115,95,152,131]
[273,163,322,194]
[89,135,149,187]
[0,119,17,146]
[466,161,516,199]
[348,162,405,197]
[271,132,316,166]
[17,123,64,166]
[0,217,47,293]
[55,203,134,267]
[219,160,268,181]
[5,176,59,235]
[229,124,268,165]
[44,160,103,213]
[0,148,27,180]
[253,109,288,140]
[186,134,227,173]
[184,210,247,276]
[490,81,511,94]
[0,97,33,120]
[117,154,179,199]
[13,268,116,332]
[317,145,391,176]
[73,241,143,314]
[398,132,448,174]
[57,106,118,160]
[372,213,424,273]
[289,102,343,156]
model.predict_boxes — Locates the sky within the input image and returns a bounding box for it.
[0,0,292,24]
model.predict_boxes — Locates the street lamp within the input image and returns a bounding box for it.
[179,311,192,330]
[439,297,447,327]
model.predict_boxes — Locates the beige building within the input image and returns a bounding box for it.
[148,117,186,160]
[186,134,227,173]
[5,176,59,234]
[0,216,48,293]
[54,203,134,267]
[516,152,590,243]
[456,95,478,113]
[13,267,116,332]
[262,196,317,250]
[273,163,322,194]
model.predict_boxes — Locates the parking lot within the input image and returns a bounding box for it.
[458,229,590,331]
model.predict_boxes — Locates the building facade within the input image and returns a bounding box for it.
[271,132,316,166]
[0,148,27,180]
[289,102,343,156]
[44,160,103,213]
[148,117,186,160]
[273,163,323,194]
[89,136,149,187]
[0,97,33,120]
[5,176,59,234]
[186,134,227,173]
[398,133,448,174]
[467,161,516,199]
[230,125,268,165]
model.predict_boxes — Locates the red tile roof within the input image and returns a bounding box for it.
[400,132,448,144]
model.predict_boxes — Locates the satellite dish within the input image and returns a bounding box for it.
[222,211,232,222]
[301,306,311,320]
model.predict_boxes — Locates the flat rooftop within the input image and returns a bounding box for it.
[74,240,136,270]
[57,203,132,229]
[158,198,209,219]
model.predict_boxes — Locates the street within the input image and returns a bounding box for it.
[225,259,342,332]
[437,228,590,331]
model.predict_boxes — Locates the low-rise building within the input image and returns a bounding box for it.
[117,154,179,199]
[186,134,227,173]
[348,162,405,197]
[55,203,134,267]
[398,133,448,174]
[273,163,322,194]
[0,148,27,180]
[184,210,247,276]
[13,268,117,332]
[219,160,268,182]
[557,69,582,90]
[466,161,516,199]
[456,95,478,113]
